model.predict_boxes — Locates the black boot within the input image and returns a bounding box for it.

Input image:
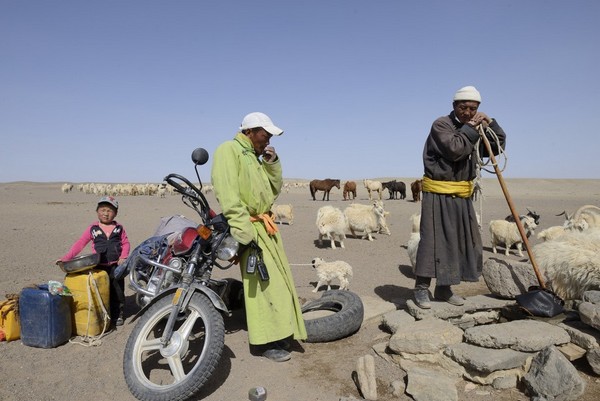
[434,285,465,306]
[413,276,432,309]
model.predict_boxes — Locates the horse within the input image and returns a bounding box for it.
[343,181,357,200]
[381,180,406,200]
[310,179,340,201]
[410,179,422,202]
[363,179,383,200]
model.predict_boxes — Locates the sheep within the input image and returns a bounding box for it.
[272,203,294,225]
[61,183,73,193]
[363,179,383,200]
[316,205,347,249]
[406,213,421,272]
[533,228,600,300]
[489,215,537,257]
[311,257,353,292]
[344,200,390,241]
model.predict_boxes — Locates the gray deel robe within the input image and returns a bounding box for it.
[415,111,506,286]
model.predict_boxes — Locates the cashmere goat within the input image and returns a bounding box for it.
[533,228,600,300]
[311,257,353,292]
[344,200,390,241]
[406,213,422,272]
[272,203,294,225]
[489,215,537,257]
[316,205,347,249]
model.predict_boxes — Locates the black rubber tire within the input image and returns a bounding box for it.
[302,290,364,343]
[123,292,224,401]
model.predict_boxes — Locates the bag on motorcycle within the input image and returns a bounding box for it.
[112,235,171,280]
[153,215,197,237]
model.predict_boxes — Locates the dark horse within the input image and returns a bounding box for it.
[310,179,340,201]
[382,180,406,200]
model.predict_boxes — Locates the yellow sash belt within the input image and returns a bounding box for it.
[421,176,474,198]
[250,212,279,235]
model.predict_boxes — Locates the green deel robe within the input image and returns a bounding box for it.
[211,133,307,345]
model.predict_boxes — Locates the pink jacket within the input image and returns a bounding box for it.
[62,221,130,265]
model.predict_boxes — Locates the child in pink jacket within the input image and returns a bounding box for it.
[59,196,130,326]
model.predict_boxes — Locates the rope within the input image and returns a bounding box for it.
[69,272,111,347]
[473,125,508,232]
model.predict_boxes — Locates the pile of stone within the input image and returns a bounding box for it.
[351,258,600,401]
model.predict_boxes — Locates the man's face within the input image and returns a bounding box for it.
[453,101,480,124]
[248,128,273,156]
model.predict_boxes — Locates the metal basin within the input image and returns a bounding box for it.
[58,253,100,274]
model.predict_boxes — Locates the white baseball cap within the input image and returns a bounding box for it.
[453,86,481,103]
[240,112,283,136]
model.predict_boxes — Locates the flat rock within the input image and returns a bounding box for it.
[405,294,514,321]
[361,294,398,323]
[389,318,463,355]
[405,366,458,401]
[482,258,540,299]
[381,309,415,334]
[523,346,586,400]
[579,301,600,331]
[444,342,531,374]
[464,320,570,352]
[582,290,600,304]
[558,320,600,350]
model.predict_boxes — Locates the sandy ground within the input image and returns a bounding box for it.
[2,178,600,401]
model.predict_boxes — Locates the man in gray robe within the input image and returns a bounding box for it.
[414,86,506,309]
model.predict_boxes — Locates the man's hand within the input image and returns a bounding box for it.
[262,146,277,162]
[468,112,492,128]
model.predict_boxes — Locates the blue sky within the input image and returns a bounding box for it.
[2,0,599,183]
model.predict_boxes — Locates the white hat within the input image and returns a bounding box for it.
[240,112,283,136]
[453,86,481,102]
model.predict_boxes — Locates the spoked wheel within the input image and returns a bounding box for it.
[123,292,225,401]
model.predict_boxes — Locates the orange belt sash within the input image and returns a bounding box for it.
[250,212,279,235]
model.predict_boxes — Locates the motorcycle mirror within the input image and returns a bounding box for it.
[191,148,209,165]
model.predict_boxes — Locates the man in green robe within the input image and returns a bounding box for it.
[211,112,307,362]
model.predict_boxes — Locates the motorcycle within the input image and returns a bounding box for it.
[122,148,241,401]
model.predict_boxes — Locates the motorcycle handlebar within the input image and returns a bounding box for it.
[164,173,210,215]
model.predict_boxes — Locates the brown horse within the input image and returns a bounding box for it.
[310,179,340,201]
[410,179,422,202]
[343,181,357,200]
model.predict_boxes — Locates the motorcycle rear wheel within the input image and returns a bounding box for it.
[123,292,225,401]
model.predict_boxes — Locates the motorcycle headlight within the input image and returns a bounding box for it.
[215,234,240,261]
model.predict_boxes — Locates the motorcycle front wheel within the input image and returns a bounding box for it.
[123,292,225,401]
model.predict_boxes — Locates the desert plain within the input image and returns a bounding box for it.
[1,178,600,401]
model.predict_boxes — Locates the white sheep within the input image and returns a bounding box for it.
[489,215,537,257]
[316,205,347,249]
[272,204,294,225]
[61,183,73,193]
[406,213,421,272]
[533,228,600,300]
[344,200,390,241]
[311,257,353,292]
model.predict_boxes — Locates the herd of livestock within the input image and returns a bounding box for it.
[60,179,600,300]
